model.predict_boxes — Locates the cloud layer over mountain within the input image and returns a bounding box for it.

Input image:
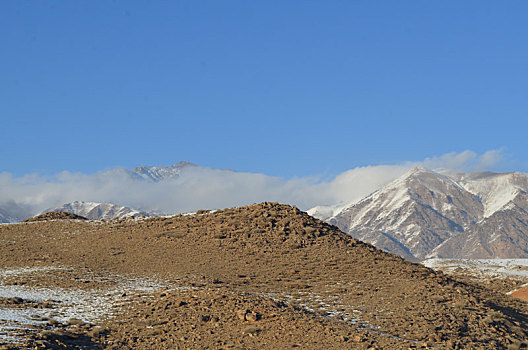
[0,150,504,220]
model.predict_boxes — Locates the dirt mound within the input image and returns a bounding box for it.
[99,288,403,350]
[23,211,88,222]
[1,202,527,349]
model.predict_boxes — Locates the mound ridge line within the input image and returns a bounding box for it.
[1,202,527,349]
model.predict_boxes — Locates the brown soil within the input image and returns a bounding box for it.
[1,202,527,349]
[511,286,528,303]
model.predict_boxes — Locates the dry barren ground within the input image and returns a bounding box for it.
[0,203,527,349]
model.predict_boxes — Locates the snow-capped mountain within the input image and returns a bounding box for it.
[430,172,528,259]
[0,208,20,224]
[0,202,32,223]
[45,201,154,220]
[307,204,347,223]
[4,160,528,259]
[315,168,528,260]
[0,161,231,223]
[131,161,197,182]
[457,171,528,218]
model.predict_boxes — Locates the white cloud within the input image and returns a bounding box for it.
[0,150,505,221]
[416,149,505,172]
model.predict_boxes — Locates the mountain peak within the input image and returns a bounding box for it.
[393,166,429,181]
[328,167,484,260]
[375,166,460,199]
[409,165,428,173]
[131,162,198,181]
[318,166,528,259]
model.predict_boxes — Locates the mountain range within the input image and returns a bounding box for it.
[309,167,528,260]
[3,162,528,259]
[0,162,196,223]
[128,161,198,182]
[0,201,32,224]
[45,201,154,220]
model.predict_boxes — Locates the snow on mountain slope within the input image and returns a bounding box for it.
[310,167,528,259]
[0,209,22,224]
[131,161,197,182]
[458,172,528,218]
[1,162,239,223]
[306,203,349,221]
[0,209,20,224]
[430,191,528,259]
[0,202,33,223]
[4,160,528,259]
[326,167,485,260]
[46,201,153,220]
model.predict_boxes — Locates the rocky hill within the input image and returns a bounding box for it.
[0,203,527,349]
[23,211,88,222]
[313,168,528,260]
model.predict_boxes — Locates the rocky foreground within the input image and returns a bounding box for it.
[0,203,527,349]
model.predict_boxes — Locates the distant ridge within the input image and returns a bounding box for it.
[310,167,528,259]
[0,201,32,223]
[3,161,528,259]
[45,201,154,220]
[24,211,88,222]
[131,161,197,181]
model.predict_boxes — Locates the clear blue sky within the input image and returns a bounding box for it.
[1,1,527,178]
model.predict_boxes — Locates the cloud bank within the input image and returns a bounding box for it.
[0,150,505,221]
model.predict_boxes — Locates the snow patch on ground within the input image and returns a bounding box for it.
[0,266,166,344]
[422,259,528,280]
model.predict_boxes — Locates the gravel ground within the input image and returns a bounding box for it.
[0,203,526,349]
